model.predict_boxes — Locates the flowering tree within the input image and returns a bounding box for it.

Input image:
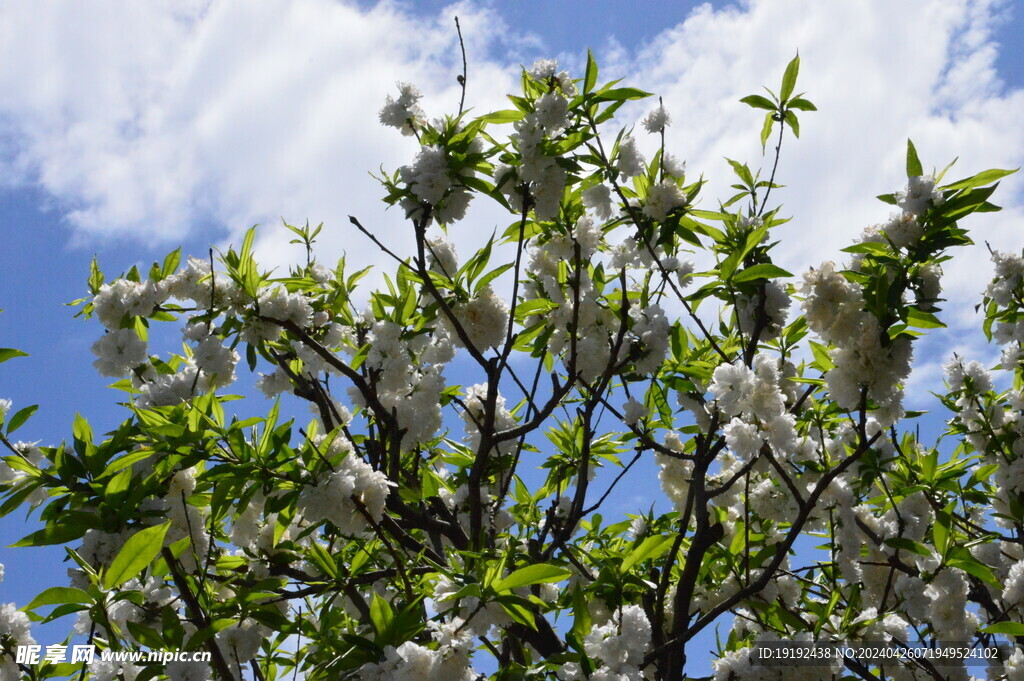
[1,49,1022,681]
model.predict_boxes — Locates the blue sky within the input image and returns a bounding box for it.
[1,0,1023,673]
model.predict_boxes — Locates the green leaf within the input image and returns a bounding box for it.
[780,53,800,101]
[726,159,754,187]
[478,109,525,124]
[597,87,652,102]
[882,538,930,556]
[906,307,945,330]
[13,519,96,547]
[496,596,536,629]
[906,139,923,178]
[841,241,891,256]
[783,109,800,138]
[740,94,776,111]
[369,592,394,636]
[104,467,133,500]
[584,49,598,94]
[24,587,92,611]
[733,263,793,283]
[942,167,1018,192]
[620,535,673,574]
[187,618,237,649]
[493,563,571,592]
[570,586,591,640]
[88,256,105,294]
[808,340,835,371]
[103,522,171,589]
[474,263,514,295]
[787,97,817,111]
[6,405,37,434]
[947,556,999,586]
[161,248,182,279]
[933,510,950,555]
[982,621,1024,636]
[759,112,774,151]
[0,348,28,364]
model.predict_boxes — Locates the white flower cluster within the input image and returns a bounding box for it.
[359,616,477,681]
[92,257,249,333]
[0,602,35,679]
[74,576,174,643]
[895,174,943,217]
[460,383,518,461]
[559,605,651,681]
[657,432,695,513]
[987,250,1024,369]
[642,104,671,134]
[524,217,625,382]
[89,257,271,407]
[134,363,202,409]
[630,303,670,375]
[880,211,924,249]
[346,318,451,448]
[92,278,166,329]
[448,285,509,351]
[164,660,211,681]
[257,287,314,330]
[91,328,148,377]
[924,567,977,640]
[642,180,686,221]
[187,323,239,389]
[615,135,645,179]
[494,62,574,222]
[433,574,511,635]
[216,619,269,668]
[399,141,477,225]
[297,437,390,535]
[527,59,576,93]
[88,659,140,681]
[708,355,798,460]
[801,262,911,423]
[402,145,451,206]
[944,357,1024,531]
[944,357,998,450]
[622,396,647,426]
[735,280,791,341]
[0,442,48,506]
[582,183,615,220]
[713,633,840,681]
[379,82,424,136]
[255,367,293,399]
[833,493,938,606]
[988,250,1024,307]
[426,234,459,279]
[165,467,210,572]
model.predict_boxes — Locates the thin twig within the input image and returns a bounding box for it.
[455,17,468,117]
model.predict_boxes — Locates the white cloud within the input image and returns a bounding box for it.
[0,0,526,271]
[619,0,1024,388]
[1,0,1021,377]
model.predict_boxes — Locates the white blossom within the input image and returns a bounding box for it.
[642,104,671,133]
[583,183,615,220]
[895,174,943,217]
[642,181,686,221]
[379,82,424,136]
[622,397,647,426]
[615,136,645,178]
[91,328,148,377]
